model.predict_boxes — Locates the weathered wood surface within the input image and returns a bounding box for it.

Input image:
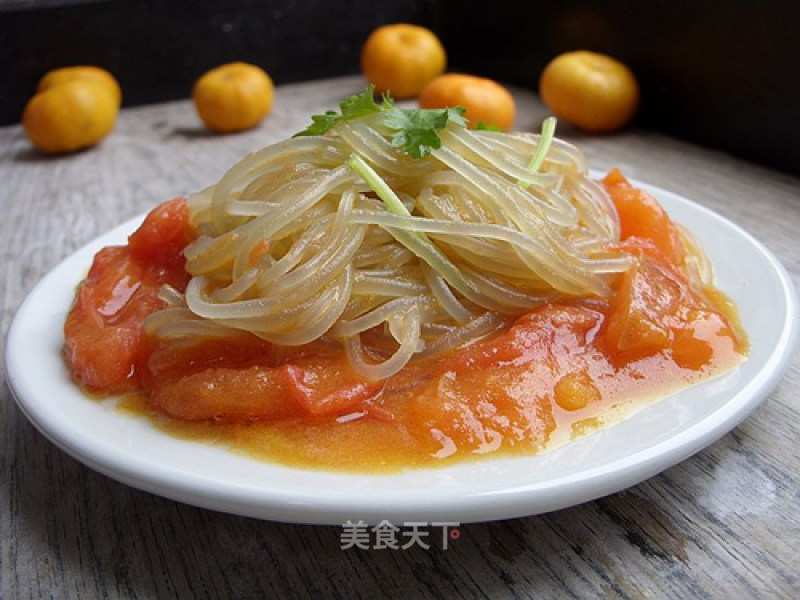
[1,76,798,599]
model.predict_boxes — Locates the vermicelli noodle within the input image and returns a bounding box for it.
[145,112,647,379]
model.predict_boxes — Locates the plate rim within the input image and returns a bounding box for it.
[5,178,799,524]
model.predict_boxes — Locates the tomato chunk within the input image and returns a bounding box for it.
[64,248,162,391]
[442,305,605,373]
[603,169,685,265]
[145,345,382,422]
[128,197,193,267]
[151,365,298,422]
[606,254,676,358]
[603,238,720,366]
[64,199,193,392]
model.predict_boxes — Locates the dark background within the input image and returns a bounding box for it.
[1,0,799,174]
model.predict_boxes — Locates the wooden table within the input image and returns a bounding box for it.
[2,76,798,599]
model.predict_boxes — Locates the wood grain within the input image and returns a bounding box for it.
[1,76,799,599]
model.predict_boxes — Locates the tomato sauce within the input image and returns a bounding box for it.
[64,173,747,472]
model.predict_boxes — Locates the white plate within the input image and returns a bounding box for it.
[6,181,798,525]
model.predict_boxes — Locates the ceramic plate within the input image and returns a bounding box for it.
[6,180,798,525]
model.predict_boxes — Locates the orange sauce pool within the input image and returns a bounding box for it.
[64,173,748,473]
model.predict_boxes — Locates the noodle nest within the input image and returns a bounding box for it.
[145,111,635,379]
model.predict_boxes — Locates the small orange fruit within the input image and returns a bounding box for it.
[361,24,446,99]
[38,66,122,108]
[23,79,118,154]
[419,74,516,131]
[539,50,639,133]
[193,62,274,133]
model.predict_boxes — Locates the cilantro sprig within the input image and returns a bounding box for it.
[294,86,467,158]
[294,85,394,137]
[383,106,466,158]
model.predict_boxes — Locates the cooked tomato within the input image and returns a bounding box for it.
[603,169,685,265]
[143,338,383,422]
[64,198,192,392]
[128,196,194,267]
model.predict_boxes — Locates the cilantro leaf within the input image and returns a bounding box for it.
[339,86,383,119]
[294,110,342,137]
[294,85,393,137]
[293,86,469,158]
[383,106,467,158]
[475,121,503,132]
[380,91,395,109]
[443,107,468,128]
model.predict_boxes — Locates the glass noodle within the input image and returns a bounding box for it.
[145,116,637,380]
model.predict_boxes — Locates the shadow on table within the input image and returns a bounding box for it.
[165,126,257,141]
[165,127,219,140]
[12,147,93,163]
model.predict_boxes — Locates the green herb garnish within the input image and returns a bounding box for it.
[474,121,503,132]
[295,87,468,159]
[347,154,412,219]
[383,106,467,158]
[340,88,394,119]
[294,85,394,137]
[294,110,343,137]
[519,116,557,189]
[525,117,557,173]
